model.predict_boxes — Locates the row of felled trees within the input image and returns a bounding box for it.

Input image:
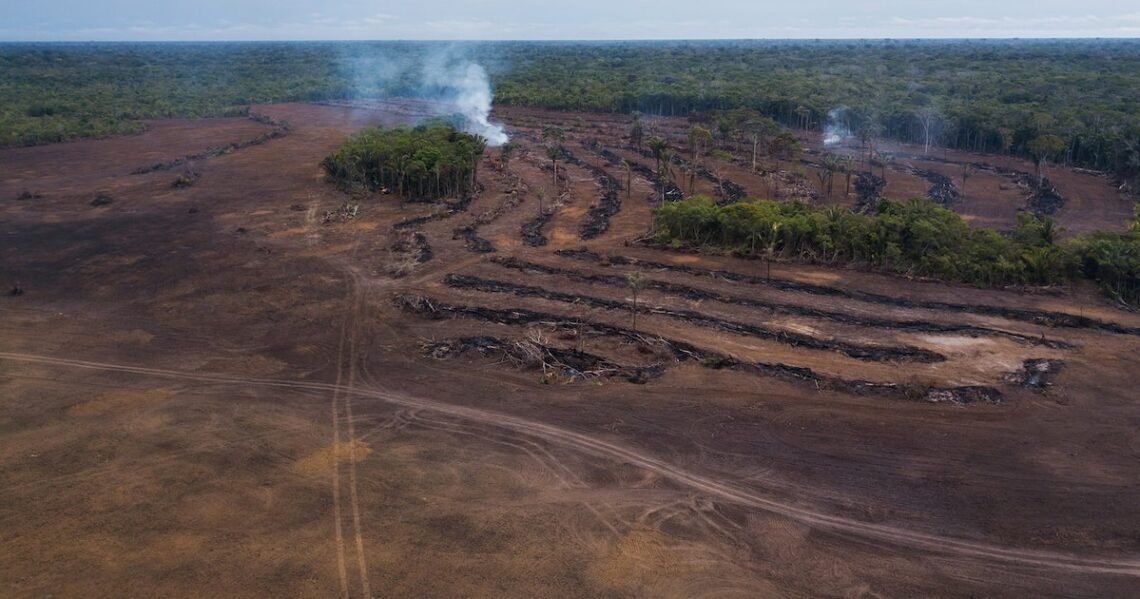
[654,196,1140,304]
[321,122,486,200]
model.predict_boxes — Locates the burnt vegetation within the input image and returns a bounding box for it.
[397,293,1003,404]
[443,273,946,363]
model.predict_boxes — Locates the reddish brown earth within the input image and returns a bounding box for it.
[2,101,1139,598]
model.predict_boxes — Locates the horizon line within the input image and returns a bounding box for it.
[3,36,1140,44]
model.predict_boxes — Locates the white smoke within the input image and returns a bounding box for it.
[339,44,510,147]
[448,63,510,146]
[823,107,852,147]
[420,53,509,147]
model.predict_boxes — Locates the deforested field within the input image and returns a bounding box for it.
[3,89,1140,596]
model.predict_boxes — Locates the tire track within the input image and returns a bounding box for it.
[328,267,352,598]
[326,249,373,599]
[341,262,372,599]
[2,351,1139,577]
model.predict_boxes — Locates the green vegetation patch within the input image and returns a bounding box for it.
[654,196,1140,304]
[321,122,487,201]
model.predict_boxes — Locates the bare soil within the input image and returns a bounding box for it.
[2,101,1139,598]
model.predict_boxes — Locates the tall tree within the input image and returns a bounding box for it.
[1027,134,1066,186]
[687,125,713,195]
[820,153,839,199]
[769,132,801,173]
[543,125,566,187]
[916,106,941,155]
[960,163,975,197]
[545,144,562,187]
[629,113,645,151]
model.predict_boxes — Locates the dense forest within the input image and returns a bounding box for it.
[322,122,486,200]
[654,196,1140,305]
[3,40,1140,189]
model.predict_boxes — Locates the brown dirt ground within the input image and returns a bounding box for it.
[1,101,1139,598]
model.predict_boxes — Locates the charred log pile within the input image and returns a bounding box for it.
[854,172,887,212]
[521,211,553,246]
[1023,176,1065,215]
[423,335,664,384]
[911,167,959,207]
[133,114,289,175]
[396,292,1003,403]
[1005,358,1065,389]
[389,231,433,264]
[443,273,946,363]
[556,147,624,240]
[452,225,495,253]
[392,194,476,230]
[662,183,684,202]
[716,179,747,204]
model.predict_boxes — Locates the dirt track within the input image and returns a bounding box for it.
[2,101,1140,597]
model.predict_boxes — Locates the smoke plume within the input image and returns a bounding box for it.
[426,61,510,146]
[823,106,852,147]
[339,43,510,146]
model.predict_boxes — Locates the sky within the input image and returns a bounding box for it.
[3,1,1140,41]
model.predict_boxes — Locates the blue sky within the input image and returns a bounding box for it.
[3,1,1140,40]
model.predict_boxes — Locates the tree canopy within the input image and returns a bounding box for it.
[4,39,1140,186]
[654,196,1140,304]
[321,122,486,201]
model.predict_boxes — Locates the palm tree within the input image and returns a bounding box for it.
[658,148,675,202]
[542,126,565,188]
[545,145,561,188]
[648,137,668,174]
[821,153,839,199]
[842,155,855,197]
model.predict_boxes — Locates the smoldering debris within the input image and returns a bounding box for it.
[854,172,887,211]
[1006,358,1065,389]
[422,335,664,384]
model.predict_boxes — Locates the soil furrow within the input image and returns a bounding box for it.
[490,256,1071,348]
[396,294,1001,404]
[556,249,1140,336]
[443,273,945,362]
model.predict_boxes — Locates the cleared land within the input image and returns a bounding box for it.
[2,102,1139,598]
